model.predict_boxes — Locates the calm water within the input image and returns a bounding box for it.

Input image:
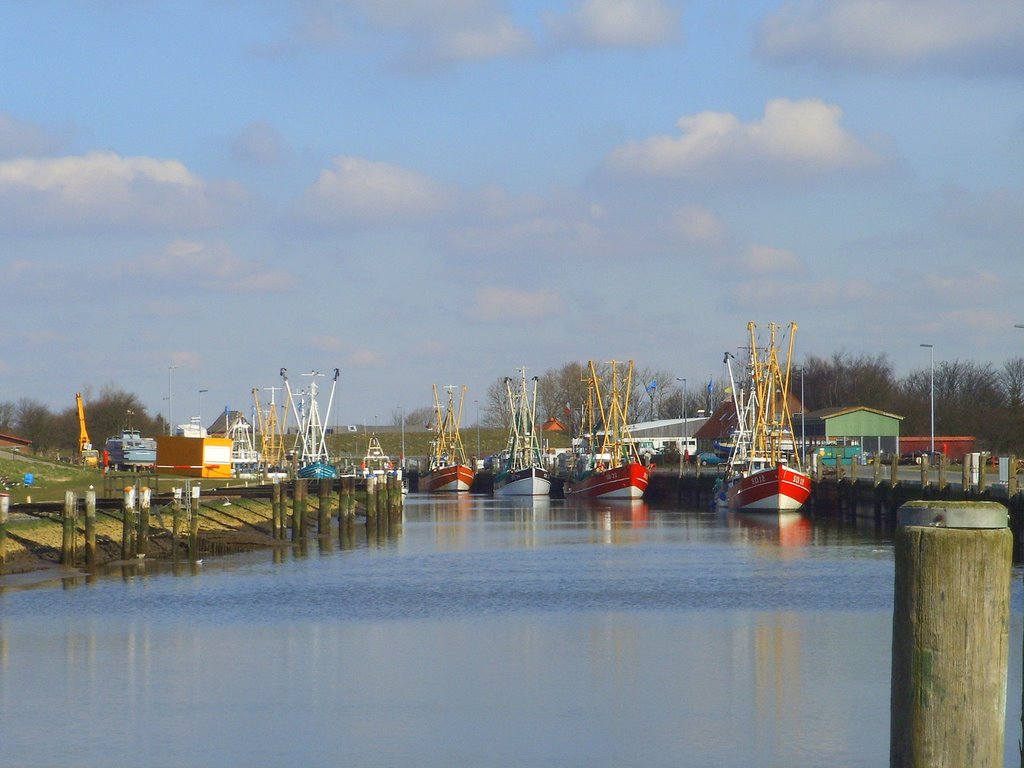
[1,496,1021,768]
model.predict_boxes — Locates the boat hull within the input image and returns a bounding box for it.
[421,463,474,493]
[727,463,811,512]
[494,466,551,496]
[566,463,649,499]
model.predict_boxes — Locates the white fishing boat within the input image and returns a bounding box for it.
[494,368,551,497]
[282,368,339,479]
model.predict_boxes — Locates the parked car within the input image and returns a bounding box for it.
[697,451,724,466]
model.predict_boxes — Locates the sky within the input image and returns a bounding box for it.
[1,0,1022,430]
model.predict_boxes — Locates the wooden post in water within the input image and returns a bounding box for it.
[338,476,350,522]
[84,489,97,568]
[0,492,9,568]
[296,478,308,539]
[138,486,151,558]
[365,475,377,528]
[873,452,882,487]
[889,454,899,485]
[937,453,947,491]
[1008,455,1018,497]
[189,485,201,562]
[890,500,1011,768]
[318,477,331,533]
[122,486,136,560]
[61,490,76,565]
[919,457,928,490]
[171,489,183,557]
[271,480,282,539]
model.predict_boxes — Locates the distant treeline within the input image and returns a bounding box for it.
[6,352,1024,459]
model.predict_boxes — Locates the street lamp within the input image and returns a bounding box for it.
[198,389,209,434]
[167,364,178,435]
[920,344,934,456]
[399,407,406,470]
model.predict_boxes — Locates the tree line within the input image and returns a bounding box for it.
[5,352,1024,460]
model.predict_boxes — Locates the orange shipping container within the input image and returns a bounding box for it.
[156,436,233,478]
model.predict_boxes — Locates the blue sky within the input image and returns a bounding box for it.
[2,0,1022,428]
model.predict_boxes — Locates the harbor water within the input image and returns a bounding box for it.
[1,495,1021,767]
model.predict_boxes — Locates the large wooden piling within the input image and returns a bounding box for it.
[138,486,151,558]
[171,489,183,555]
[0,492,9,567]
[365,475,378,527]
[890,500,1012,768]
[271,481,283,539]
[121,486,136,560]
[84,489,97,568]
[61,491,76,565]
[295,478,308,538]
[188,485,201,562]
[318,478,331,533]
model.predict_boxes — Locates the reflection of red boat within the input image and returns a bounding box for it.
[567,462,649,499]
[421,463,475,493]
[727,461,811,512]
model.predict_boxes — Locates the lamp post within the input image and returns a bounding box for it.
[675,377,687,472]
[920,344,934,456]
[167,364,178,435]
[800,366,806,464]
[198,389,208,434]
[399,407,406,470]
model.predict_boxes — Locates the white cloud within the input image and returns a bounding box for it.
[0,151,246,232]
[230,122,289,166]
[738,244,802,273]
[296,155,449,226]
[275,0,533,65]
[421,14,533,63]
[468,287,562,322]
[604,98,886,183]
[0,114,68,158]
[668,205,726,244]
[544,0,679,48]
[757,0,1024,73]
[545,0,680,48]
[120,239,296,294]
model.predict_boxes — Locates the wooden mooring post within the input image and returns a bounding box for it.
[318,477,331,534]
[188,485,201,562]
[271,480,283,539]
[890,500,1011,767]
[138,486,151,558]
[121,486,136,560]
[84,489,97,568]
[0,492,9,568]
[61,490,77,565]
[295,478,308,538]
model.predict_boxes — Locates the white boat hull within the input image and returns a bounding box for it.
[494,467,551,496]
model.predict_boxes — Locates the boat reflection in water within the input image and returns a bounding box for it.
[728,511,812,546]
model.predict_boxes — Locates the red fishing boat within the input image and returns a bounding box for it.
[716,322,812,513]
[420,384,475,493]
[566,360,650,500]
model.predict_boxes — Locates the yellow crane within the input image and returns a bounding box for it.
[76,392,99,467]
